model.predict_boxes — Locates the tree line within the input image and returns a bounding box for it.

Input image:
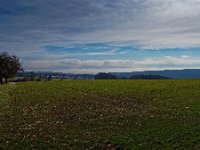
[94,73,170,80]
[0,52,23,84]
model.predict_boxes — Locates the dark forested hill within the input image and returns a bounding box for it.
[129,74,170,79]
[111,69,200,79]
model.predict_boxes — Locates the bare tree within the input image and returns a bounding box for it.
[0,52,23,84]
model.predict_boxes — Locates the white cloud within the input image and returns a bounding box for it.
[70,0,200,49]
[181,55,191,59]
[86,49,128,56]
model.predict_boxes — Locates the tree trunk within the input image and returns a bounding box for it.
[0,77,2,84]
[0,71,2,84]
[5,77,8,83]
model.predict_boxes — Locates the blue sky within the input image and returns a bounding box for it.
[1,0,200,73]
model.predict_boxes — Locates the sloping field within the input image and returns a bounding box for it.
[1,80,200,149]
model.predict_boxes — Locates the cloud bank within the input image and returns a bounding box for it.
[24,55,200,73]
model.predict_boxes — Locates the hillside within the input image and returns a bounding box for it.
[1,80,200,149]
[129,74,170,79]
[111,69,200,79]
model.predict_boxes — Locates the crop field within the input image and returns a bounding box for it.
[1,80,200,149]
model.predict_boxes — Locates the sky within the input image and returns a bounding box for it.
[1,0,200,73]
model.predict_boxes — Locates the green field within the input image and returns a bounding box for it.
[1,80,200,149]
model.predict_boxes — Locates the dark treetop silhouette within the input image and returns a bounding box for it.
[0,52,23,84]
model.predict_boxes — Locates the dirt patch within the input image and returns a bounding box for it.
[86,142,123,150]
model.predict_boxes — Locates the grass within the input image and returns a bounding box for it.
[1,80,200,149]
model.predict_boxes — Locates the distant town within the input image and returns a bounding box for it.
[14,69,200,81]
[16,72,95,81]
